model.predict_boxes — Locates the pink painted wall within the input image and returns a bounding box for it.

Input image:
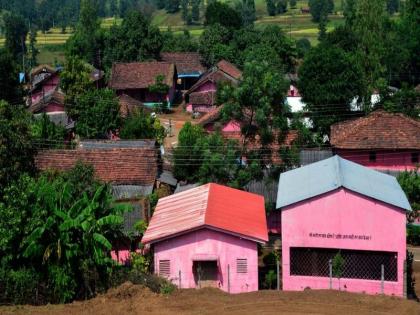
[281,188,406,296]
[204,120,241,133]
[154,228,259,293]
[336,149,419,171]
[31,74,60,104]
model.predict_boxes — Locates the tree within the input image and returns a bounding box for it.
[0,101,35,192]
[205,2,243,29]
[308,0,334,22]
[289,0,297,8]
[0,49,22,103]
[296,38,311,58]
[343,0,356,27]
[61,57,94,119]
[241,0,256,26]
[28,27,38,68]
[162,30,198,52]
[30,114,67,148]
[386,0,400,14]
[149,74,170,113]
[74,89,121,139]
[332,251,345,290]
[191,0,200,22]
[3,13,28,65]
[103,11,163,69]
[181,0,189,22]
[398,170,420,223]
[298,44,365,135]
[266,0,277,16]
[165,0,180,13]
[277,0,288,14]
[199,24,234,66]
[120,109,166,143]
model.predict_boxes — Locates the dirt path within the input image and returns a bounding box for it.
[1,283,419,315]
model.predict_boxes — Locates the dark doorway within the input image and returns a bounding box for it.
[193,261,218,288]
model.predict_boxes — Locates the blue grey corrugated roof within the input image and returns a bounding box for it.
[276,156,411,211]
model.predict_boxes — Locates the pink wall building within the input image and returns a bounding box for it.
[331,111,420,172]
[277,156,411,297]
[142,183,268,293]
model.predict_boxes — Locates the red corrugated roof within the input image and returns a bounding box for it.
[142,183,268,244]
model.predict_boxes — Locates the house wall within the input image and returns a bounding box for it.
[31,74,60,104]
[335,149,419,171]
[44,101,65,113]
[204,120,241,133]
[154,228,259,293]
[281,188,406,296]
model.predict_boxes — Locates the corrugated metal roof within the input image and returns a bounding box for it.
[157,171,178,187]
[276,156,412,211]
[142,183,268,244]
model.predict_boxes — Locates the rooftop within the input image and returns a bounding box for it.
[142,183,268,244]
[160,52,206,75]
[276,155,412,211]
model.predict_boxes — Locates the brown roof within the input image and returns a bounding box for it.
[189,91,217,106]
[331,110,420,150]
[35,146,157,185]
[109,62,175,90]
[160,52,206,75]
[186,60,242,95]
[29,90,65,113]
[118,94,151,118]
[31,64,57,76]
[197,104,224,126]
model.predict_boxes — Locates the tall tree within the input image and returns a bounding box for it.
[3,13,28,67]
[0,50,22,103]
[298,43,365,135]
[241,0,256,26]
[191,0,200,22]
[204,2,242,29]
[266,0,277,16]
[308,0,334,22]
[343,0,356,27]
[165,0,180,13]
[386,0,400,14]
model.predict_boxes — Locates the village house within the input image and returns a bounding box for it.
[161,52,206,91]
[330,110,420,172]
[276,156,410,296]
[29,65,61,109]
[35,140,158,264]
[108,62,177,108]
[142,183,268,293]
[185,60,242,113]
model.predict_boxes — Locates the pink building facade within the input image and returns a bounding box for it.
[154,228,259,293]
[282,189,406,296]
[277,156,411,297]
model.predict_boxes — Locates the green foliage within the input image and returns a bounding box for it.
[386,0,400,14]
[0,101,35,192]
[264,270,277,289]
[398,170,420,222]
[160,280,176,294]
[103,11,163,69]
[162,30,198,52]
[240,0,257,26]
[0,49,22,103]
[131,252,151,273]
[74,89,121,139]
[30,114,67,148]
[165,0,180,13]
[382,87,420,119]
[407,224,420,246]
[0,267,40,305]
[296,38,311,58]
[205,2,243,29]
[266,0,277,16]
[120,109,166,143]
[149,74,170,113]
[298,43,365,135]
[332,251,344,279]
[199,24,234,66]
[308,0,334,22]
[3,12,28,61]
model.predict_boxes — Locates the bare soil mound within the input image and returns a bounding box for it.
[1,285,419,315]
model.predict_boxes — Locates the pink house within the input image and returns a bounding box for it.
[277,156,411,297]
[331,110,420,172]
[185,60,242,113]
[142,183,268,293]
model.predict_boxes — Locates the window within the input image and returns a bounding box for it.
[159,260,170,278]
[369,151,377,162]
[412,153,419,164]
[290,247,397,282]
[237,258,248,274]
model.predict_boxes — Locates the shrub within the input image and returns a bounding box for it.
[0,267,40,305]
[264,270,277,289]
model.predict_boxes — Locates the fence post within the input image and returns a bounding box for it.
[276,259,280,290]
[329,259,333,289]
[381,264,384,294]
[179,270,181,289]
[228,264,230,293]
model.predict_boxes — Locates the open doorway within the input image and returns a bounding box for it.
[193,261,218,288]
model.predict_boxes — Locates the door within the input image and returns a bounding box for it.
[193,261,218,288]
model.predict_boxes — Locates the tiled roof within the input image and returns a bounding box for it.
[142,183,268,244]
[29,90,65,113]
[161,52,206,75]
[189,91,217,106]
[35,145,157,185]
[186,60,242,94]
[118,94,151,118]
[31,64,57,76]
[109,62,175,90]
[197,104,224,126]
[216,60,242,80]
[331,110,420,150]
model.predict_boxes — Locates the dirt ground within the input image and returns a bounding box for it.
[1,282,419,315]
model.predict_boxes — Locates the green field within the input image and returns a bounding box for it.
[0,0,345,64]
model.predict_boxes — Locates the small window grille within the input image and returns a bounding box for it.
[412,153,419,164]
[159,260,170,278]
[237,258,248,274]
[369,151,377,162]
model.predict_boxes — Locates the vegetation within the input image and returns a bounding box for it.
[120,109,166,143]
[398,170,420,223]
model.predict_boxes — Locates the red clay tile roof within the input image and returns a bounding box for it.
[331,110,420,150]
[29,90,65,113]
[31,64,57,76]
[35,146,157,185]
[109,62,175,90]
[118,94,151,118]
[160,52,206,75]
[142,183,268,244]
[189,91,217,106]
[197,104,224,126]
[216,60,242,80]
[186,60,242,94]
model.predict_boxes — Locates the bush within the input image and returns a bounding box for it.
[47,265,77,303]
[264,270,277,289]
[0,267,40,305]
